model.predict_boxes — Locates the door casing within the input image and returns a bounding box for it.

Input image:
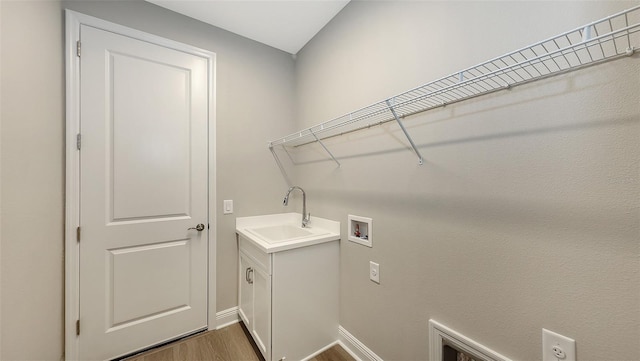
[64,10,217,360]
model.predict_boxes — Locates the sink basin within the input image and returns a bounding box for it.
[236,213,340,252]
[246,224,325,244]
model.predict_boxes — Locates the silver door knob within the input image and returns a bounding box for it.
[188,223,205,231]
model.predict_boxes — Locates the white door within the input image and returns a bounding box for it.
[78,24,209,360]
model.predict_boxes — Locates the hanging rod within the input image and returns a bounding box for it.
[269,5,640,164]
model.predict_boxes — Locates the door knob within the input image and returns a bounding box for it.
[188,223,205,231]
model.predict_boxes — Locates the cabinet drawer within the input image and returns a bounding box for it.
[238,235,272,274]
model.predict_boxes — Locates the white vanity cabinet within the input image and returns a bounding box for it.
[239,250,271,357]
[237,234,339,361]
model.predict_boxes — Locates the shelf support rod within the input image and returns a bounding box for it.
[310,129,341,167]
[269,145,292,187]
[282,144,296,164]
[386,99,424,165]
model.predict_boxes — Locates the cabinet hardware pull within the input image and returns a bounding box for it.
[248,268,254,284]
[245,267,251,283]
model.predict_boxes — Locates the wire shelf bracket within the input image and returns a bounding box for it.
[386,99,424,165]
[268,5,640,167]
[311,129,341,167]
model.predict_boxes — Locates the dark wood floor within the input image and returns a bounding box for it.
[124,322,354,361]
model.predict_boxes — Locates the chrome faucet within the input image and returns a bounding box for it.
[283,186,310,228]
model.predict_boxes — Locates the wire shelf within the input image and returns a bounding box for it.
[269,6,640,165]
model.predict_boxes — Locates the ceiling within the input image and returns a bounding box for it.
[146,0,350,54]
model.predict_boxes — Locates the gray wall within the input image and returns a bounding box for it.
[1,1,65,359]
[2,1,639,360]
[293,1,639,360]
[0,1,295,359]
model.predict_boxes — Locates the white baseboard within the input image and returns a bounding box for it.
[215,306,240,330]
[215,313,378,361]
[338,326,383,361]
[301,341,340,361]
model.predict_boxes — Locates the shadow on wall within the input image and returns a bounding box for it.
[272,59,639,168]
[277,113,637,166]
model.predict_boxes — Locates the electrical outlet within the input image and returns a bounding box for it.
[552,346,566,359]
[369,261,380,284]
[543,329,576,361]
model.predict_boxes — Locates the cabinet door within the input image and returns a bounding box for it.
[251,265,271,359]
[238,252,253,328]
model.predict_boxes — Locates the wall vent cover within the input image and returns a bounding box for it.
[429,320,512,361]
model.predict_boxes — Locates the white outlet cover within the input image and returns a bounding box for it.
[542,328,576,361]
[369,261,380,284]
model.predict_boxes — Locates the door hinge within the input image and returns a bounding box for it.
[76,226,80,243]
[76,133,81,150]
[76,41,81,57]
[76,319,80,336]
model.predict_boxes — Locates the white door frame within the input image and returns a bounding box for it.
[64,10,217,360]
